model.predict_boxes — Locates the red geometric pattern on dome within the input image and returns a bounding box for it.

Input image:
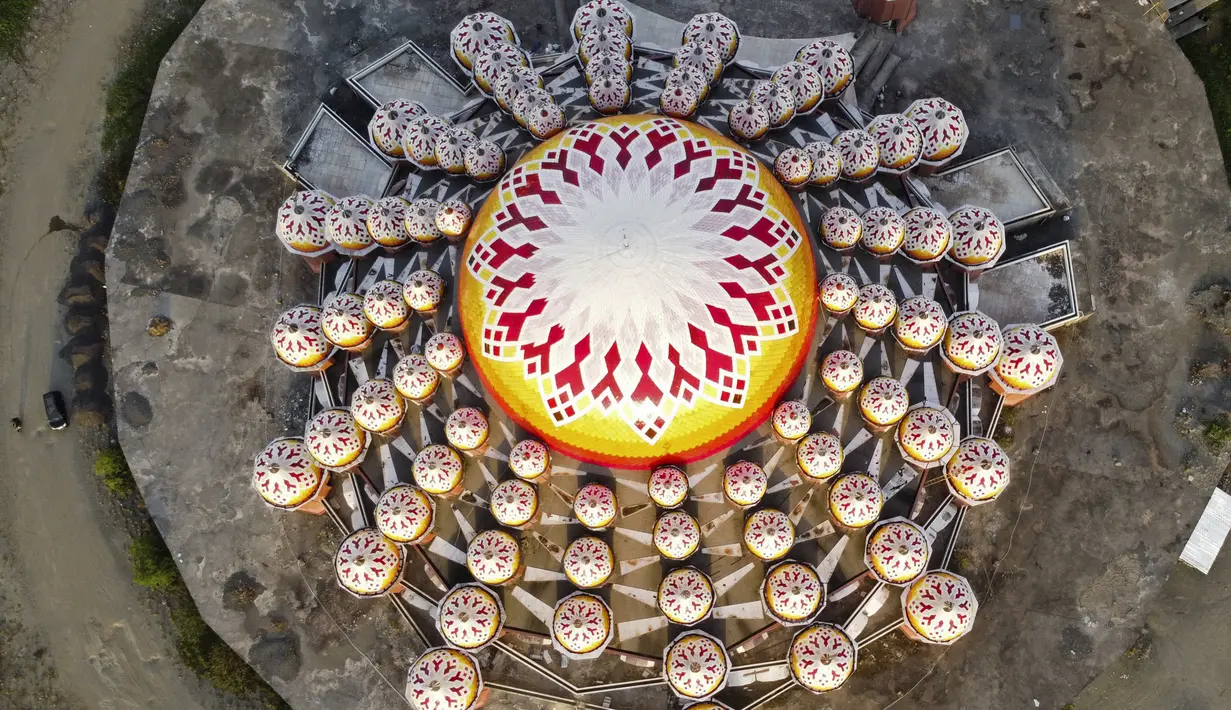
[665,632,729,700]
[666,65,710,101]
[271,305,330,369]
[727,100,769,142]
[472,41,527,96]
[770,62,823,114]
[394,353,441,402]
[858,376,908,427]
[774,148,812,188]
[772,399,811,441]
[464,119,805,445]
[446,408,489,452]
[819,207,861,250]
[674,42,723,84]
[253,437,324,509]
[859,207,905,256]
[450,12,517,71]
[942,311,1003,374]
[658,567,715,624]
[902,207,952,263]
[819,272,859,316]
[723,461,767,507]
[866,519,929,584]
[580,29,632,65]
[334,527,403,597]
[820,349,863,394]
[351,378,406,434]
[368,100,425,157]
[405,117,447,169]
[763,561,824,623]
[491,478,538,527]
[436,129,478,176]
[682,13,740,63]
[948,206,1005,268]
[853,283,897,331]
[438,584,502,649]
[897,404,957,464]
[375,484,434,544]
[803,142,841,186]
[305,408,368,470]
[903,571,978,643]
[407,647,481,710]
[743,508,795,561]
[752,82,795,130]
[276,190,333,254]
[654,510,701,560]
[588,76,631,115]
[552,593,612,656]
[364,280,409,330]
[509,439,550,479]
[894,297,947,351]
[465,140,505,183]
[905,97,968,163]
[648,465,689,508]
[789,623,855,693]
[796,431,843,481]
[832,130,878,181]
[995,324,1062,391]
[563,536,614,588]
[660,84,700,120]
[586,51,632,86]
[946,436,1010,503]
[571,0,634,40]
[426,332,466,372]
[405,196,445,242]
[412,444,465,495]
[828,473,884,529]
[796,39,853,98]
[327,196,376,252]
[404,269,445,314]
[867,114,923,172]
[467,530,521,585]
[494,66,543,114]
[368,196,413,248]
[574,483,618,529]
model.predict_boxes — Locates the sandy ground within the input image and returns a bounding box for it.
[0,0,231,707]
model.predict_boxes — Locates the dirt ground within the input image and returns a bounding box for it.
[0,0,236,707]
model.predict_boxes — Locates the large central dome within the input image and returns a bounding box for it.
[459,115,816,467]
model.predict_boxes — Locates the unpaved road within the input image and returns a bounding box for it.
[0,0,227,707]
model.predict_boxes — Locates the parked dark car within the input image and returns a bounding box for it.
[43,391,67,430]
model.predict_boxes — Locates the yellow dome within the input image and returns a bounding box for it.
[901,207,952,264]
[648,465,689,508]
[905,97,968,163]
[858,376,909,428]
[761,560,824,624]
[304,407,368,471]
[436,583,503,650]
[571,0,634,41]
[867,114,923,173]
[992,324,1063,393]
[789,623,856,692]
[509,439,551,480]
[682,13,739,63]
[743,508,795,561]
[412,444,464,495]
[574,483,618,530]
[893,296,947,353]
[945,437,1010,504]
[407,647,483,710]
[723,461,767,507]
[490,478,539,527]
[853,283,898,333]
[552,592,613,658]
[334,527,403,597]
[270,304,331,370]
[450,12,517,71]
[864,517,930,585]
[796,432,843,481]
[902,571,978,644]
[445,407,489,452]
[819,349,863,395]
[563,536,614,588]
[653,510,701,560]
[772,399,811,441]
[321,292,373,350]
[375,484,434,544]
[827,473,883,529]
[941,311,1003,375]
[350,378,406,434]
[466,529,522,586]
[894,403,958,466]
[276,190,334,255]
[657,566,715,625]
[393,353,440,403]
[252,437,325,510]
[664,631,730,700]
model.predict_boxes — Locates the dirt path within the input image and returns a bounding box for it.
[0,0,226,707]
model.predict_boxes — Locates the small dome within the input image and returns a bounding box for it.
[673,42,723,84]
[412,444,465,495]
[820,349,863,395]
[351,378,406,434]
[466,529,522,586]
[368,196,413,249]
[727,100,769,142]
[762,560,825,625]
[571,0,634,41]
[393,353,441,403]
[819,272,860,315]
[446,407,489,452]
[368,100,426,158]
[404,197,444,244]
[512,86,553,126]
[682,703,732,710]
[436,583,504,651]
[893,296,947,354]
[586,50,633,86]
[901,207,953,265]
[376,484,435,544]
[789,623,856,693]
[905,97,969,163]
[743,508,796,561]
[941,310,1003,375]
[947,205,1005,270]
[327,196,378,256]
[472,41,528,96]
[945,437,1010,504]
[563,536,614,588]
[796,39,854,98]
[491,478,539,528]
[524,99,565,141]
[509,439,551,480]
[334,527,403,597]
[796,432,843,482]
[902,571,979,644]
[819,207,862,251]
[803,142,842,187]
[276,190,334,255]
[865,517,930,585]
[588,75,631,115]
[464,139,505,183]
[653,510,701,560]
[402,269,445,315]
[406,647,483,710]
[304,407,368,471]
[772,399,812,442]
[751,81,796,129]
[723,460,767,507]
[828,473,884,530]
[494,65,544,113]
[859,206,905,256]
[363,280,410,331]
[660,83,701,120]
[665,65,711,102]
[425,332,466,373]
[895,403,958,466]
[271,304,331,370]
[658,566,715,625]
[831,129,879,181]
[252,437,325,510]
[853,283,898,333]
[552,592,614,658]
[682,13,740,63]
[573,483,618,530]
[858,376,909,428]
[580,28,632,65]
[434,127,478,175]
[648,465,689,508]
[450,11,517,71]
[664,631,730,700]
[993,324,1063,393]
[404,115,449,168]
[867,114,923,173]
[771,62,823,115]
[774,147,813,188]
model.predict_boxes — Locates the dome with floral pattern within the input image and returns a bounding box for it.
[657,566,715,625]
[761,560,825,625]
[901,571,978,644]
[991,324,1063,394]
[664,631,730,700]
[945,436,1011,504]
[796,432,843,482]
[375,484,435,544]
[253,437,326,510]
[865,517,930,585]
[827,473,884,530]
[437,583,504,651]
[789,623,856,693]
[334,527,403,597]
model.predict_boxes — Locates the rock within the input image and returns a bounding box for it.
[147,315,173,337]
[64,311,96,335]
[1190,282,1231,335]
[57,282,101,307]
[119,391,152,429]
